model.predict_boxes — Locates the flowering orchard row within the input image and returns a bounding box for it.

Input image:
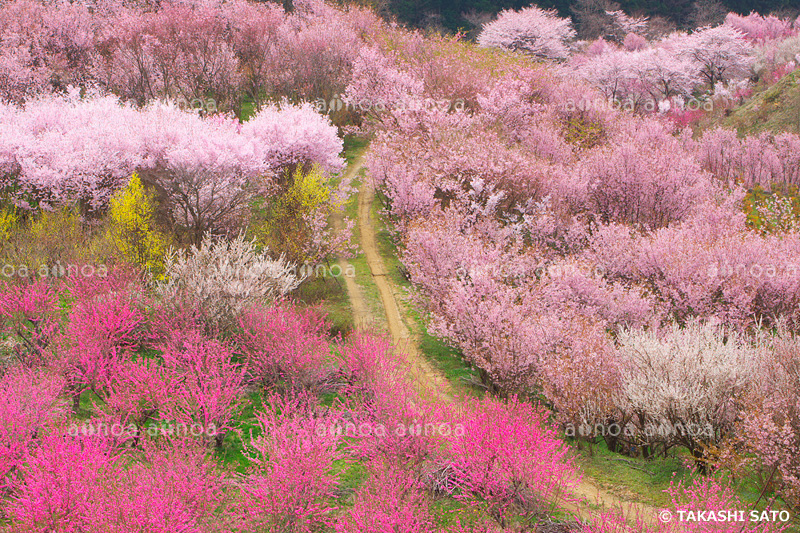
[0,0,381,109]
[0,266,782,532]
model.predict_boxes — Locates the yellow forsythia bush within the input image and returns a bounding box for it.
[0,207,17,242]
[253,165,337,263]
[108,174,169,276]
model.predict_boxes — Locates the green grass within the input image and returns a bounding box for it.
[295,274,354,337]
[575,439,800,532]
[574,440,691,508]
[721,70,800,135]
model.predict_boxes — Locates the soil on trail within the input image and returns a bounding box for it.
[334,150,661,526]
[335,153,451,398]
[569,477,661,525]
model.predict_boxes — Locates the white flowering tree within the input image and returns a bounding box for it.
[616,320,759,469]
[477,5,577,61]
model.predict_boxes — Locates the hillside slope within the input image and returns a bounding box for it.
[723,70,800,135]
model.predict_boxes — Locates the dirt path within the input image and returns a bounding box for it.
[357,171,452,398]
[334,150,659,525]
[333,153,450,398]
[569,477,661,525]
[331,156,371,330]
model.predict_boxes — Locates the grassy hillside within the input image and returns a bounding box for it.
[723,70,800,135]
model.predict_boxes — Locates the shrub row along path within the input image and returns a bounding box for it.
[334,148,660,525]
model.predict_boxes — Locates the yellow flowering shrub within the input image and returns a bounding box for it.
[0,207,17,242]
[108,174,169,276]
[253,165,338,263]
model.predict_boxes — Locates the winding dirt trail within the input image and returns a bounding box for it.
[357,168,452,398]
[334,153,450,398]
[334,150,660,526]
[569,477,661,525]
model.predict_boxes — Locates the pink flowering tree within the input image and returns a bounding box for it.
[335,461,436,533]
[235,302,333,390]
[235,391,342,532]
[745,330,800,507]
[157,331,246,447]
[675,25,755,87]
[724,12,797,44]
[0,279,62,366]
[0,368,65,489]
[445,396,577,527]
[59,275,145,412]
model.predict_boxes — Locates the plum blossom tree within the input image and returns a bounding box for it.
[0,279,62,366]
[236,391,342,532]
[744,329,800,506]
[157,233,300,327]
[157,330,246,447]
[616,321,760,467]
[235,302,332,390]
[0,368,64,489]
[583,119,713,229]
[445,396,577,527]
[335,461,436,533]
[94,2,241,109]
[477,5,576,61]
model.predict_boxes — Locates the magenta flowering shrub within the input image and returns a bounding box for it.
[158,331,246,447]
[7,434,232,532]
[236,302,332,390]
[445,396,577,527]
[5,433,126,531]
[60,275,145,411]
[236,391,342,533]
[0,279,61,365]
[335,461,436,533]
[0,369,64,489]
[666,475,785,533]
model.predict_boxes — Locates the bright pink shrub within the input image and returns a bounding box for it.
[82,438,229,533]
[335,462,435,533]
[445,396,577,527]
[236,391,342,533]
[0,279,61,365]
[236,302,332,389]
[8,434,231,532]
[6,433,121,531]
[667,474,785,533]
[158,331,246,447]
[0,369,64,489]
[61,281,145,410]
